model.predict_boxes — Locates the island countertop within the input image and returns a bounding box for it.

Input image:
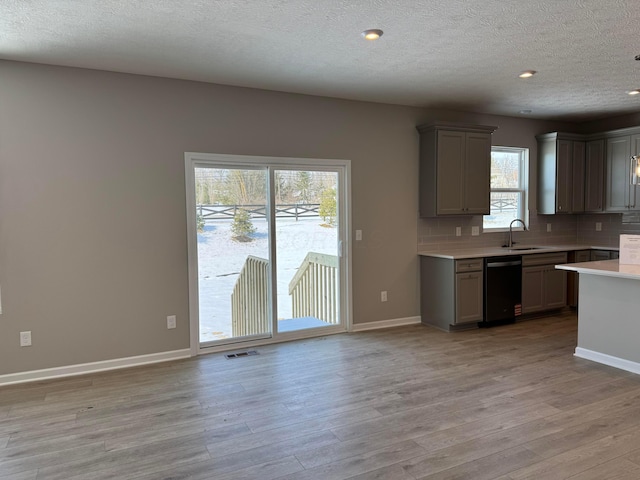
[418,245,618,260]
[556,259,640,281]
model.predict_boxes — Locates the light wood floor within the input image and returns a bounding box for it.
[3,312,640,479]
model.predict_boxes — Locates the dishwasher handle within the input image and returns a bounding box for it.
[486,260,522,268]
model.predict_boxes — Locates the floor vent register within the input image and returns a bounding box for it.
[224,350,259,359]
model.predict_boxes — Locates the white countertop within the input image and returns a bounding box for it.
[418,245,618,260]
[556,259,640,280]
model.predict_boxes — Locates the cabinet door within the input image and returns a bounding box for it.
[567,250,591,308]
[576,250,591,262]
[571,141,585,213]
[556,140,572,213]
[522,266,544,314]
[606,136,632,211]
[464,132,492,215]
[584,139,605,212]
[455,272,483,324]
[590,250,611,261]
[544,268,567,309]
[436,130,465,215]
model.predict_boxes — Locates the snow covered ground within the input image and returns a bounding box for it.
[197,217,338,342]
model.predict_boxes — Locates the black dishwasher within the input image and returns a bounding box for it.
[481,255,522,327]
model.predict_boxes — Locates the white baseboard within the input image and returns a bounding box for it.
[0,349,192,387]
[351,316,421,332]
[575,347,640,375]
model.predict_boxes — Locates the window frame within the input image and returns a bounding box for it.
[483,146,529,232]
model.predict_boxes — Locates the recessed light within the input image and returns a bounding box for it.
[518,70,536,78]
[628,89,640,96]
[362,29,383,41]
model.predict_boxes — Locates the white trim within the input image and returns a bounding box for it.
[574,347,640,375]
[0,349,191,387]
[484,146,529,232]
[198,325,346,355]
[185,152,351,169]
[350,316,422,332]
[184,157,200,357]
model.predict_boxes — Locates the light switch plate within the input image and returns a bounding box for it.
[167,315,177,329]
[355,230,362,241]
[471,226,479,236]
[596,222,602,231]
[455,227,462,237]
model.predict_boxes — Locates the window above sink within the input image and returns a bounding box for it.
[484,146,529,232]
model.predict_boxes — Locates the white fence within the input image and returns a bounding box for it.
[288,252,339,324]
[230,256,269,337]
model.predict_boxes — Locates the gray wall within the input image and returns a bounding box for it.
[0,60,421,375]
[1,59,638,376]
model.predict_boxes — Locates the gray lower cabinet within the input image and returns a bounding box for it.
[568,249,618,307]
[521,252,568,314]
[455,270,483,324]
[420,256,483,330]
[590,249,619,261]
[567,249,591,307]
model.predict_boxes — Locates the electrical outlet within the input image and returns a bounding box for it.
[167,315,177,329]
[455,226,462,237]
[381,291,388,302]
[547,223,552,232]
[471,226,480,236]
[355,230,362,241]
[596,222,602,231]
[20,331,32,347]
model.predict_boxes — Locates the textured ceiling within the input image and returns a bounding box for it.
[2,0,640,121]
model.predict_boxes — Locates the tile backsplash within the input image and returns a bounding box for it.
[577,213,640,247]
[418,212,640,253]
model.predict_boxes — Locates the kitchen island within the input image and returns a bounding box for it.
[556,259,640,375]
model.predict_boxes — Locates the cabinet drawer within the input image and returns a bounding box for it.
[522,252,568,267]
[590,249,618,261]
[573,250,591,263]
[455,258,483,272]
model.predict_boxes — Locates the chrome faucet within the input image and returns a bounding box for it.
[508,219,527,248]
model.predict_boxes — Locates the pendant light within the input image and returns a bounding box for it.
[632,156,640,185]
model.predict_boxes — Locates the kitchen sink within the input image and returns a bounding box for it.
[507,246,545,251]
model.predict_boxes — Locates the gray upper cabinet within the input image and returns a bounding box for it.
[417,123,497,217]
[571,141,586,213]
[537,133,585,214]
[584,139,605,212]
[605,133,640,212]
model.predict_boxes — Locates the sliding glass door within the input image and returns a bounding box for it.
[185,154,350,352]
[274,170,340,334]
[194,166,270,345]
